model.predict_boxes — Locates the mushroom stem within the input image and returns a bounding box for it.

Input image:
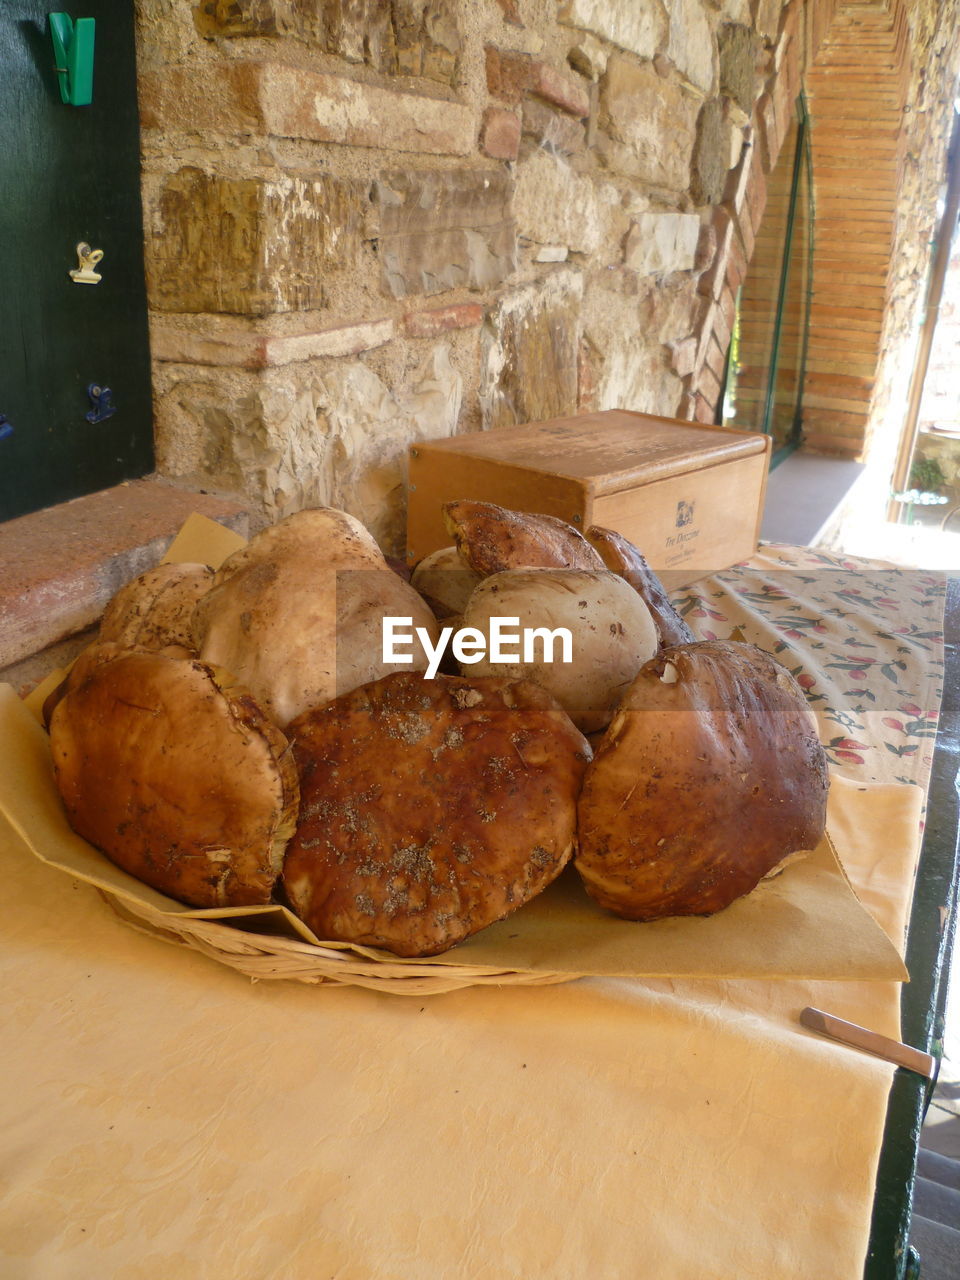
[585,526,695,647]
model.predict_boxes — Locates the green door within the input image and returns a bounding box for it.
[1,3,153,522]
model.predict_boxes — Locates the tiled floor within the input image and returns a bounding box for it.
[761,448,960,571]
[760,449,865,546]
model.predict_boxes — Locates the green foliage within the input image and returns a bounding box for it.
[908,454,947,492]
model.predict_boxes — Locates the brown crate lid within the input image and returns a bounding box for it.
[413,410,769,495]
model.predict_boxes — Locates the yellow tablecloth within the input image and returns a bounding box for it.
[0,546,947,1279]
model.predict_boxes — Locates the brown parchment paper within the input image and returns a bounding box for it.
[159,510,247,568]
[0,683,907,982]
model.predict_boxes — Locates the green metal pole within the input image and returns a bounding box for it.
[761,100,810,446]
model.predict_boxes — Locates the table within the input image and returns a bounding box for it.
[867,574,959,1278]
[0,545,955,1279]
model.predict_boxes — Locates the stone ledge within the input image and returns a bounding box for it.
[0,479,250,671]
[140,61,476,156]
[150,315,396,368]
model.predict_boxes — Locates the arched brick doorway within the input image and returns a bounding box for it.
[802,0,911,460]
[690,0,913,475]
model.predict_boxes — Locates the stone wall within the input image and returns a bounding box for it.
[918,229,960,441]
[833,0,960,533]
[135,0,804,554]
[912,226,960,504]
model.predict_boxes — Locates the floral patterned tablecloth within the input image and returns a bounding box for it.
[672,543,948,805]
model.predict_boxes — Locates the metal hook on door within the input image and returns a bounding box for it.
[85,384,116,424]
[69,242,103,284]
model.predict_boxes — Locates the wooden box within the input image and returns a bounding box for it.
[406,410,771,577]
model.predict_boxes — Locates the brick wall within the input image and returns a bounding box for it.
[800,0,912,459]
[135,0,827,553]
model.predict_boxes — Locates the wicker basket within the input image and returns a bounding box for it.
[99,891,578,995]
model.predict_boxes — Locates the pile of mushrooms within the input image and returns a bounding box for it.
[45,500,829,952]
[433,501,830,921]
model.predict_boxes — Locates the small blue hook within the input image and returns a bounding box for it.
[85,384,116,424]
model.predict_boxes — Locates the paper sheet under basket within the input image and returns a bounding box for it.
[0,682,908,984]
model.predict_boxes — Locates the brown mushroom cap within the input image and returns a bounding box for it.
[192,507,440,727]
[283,671,592,957]
[211,507,387,581]
[576,640,829,920]
[442,500,605,575]
[49,650,299,908]
[585,525,694,648]
[41,641,132,729]
[410,545,483,618]
[99,562,214,652]
[461,568,659,733]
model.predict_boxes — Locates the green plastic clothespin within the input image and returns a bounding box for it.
[49,13,96,106]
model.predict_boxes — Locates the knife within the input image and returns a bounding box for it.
[799,1007,937,1079]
